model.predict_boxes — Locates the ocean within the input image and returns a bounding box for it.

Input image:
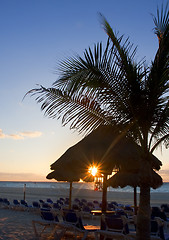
[0,181,168,193]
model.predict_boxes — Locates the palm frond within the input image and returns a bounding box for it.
[150,134,169,153]
[27,85,115,133]
[26,6,169,156]
[149,100,169,151]
[152,2,169,45]
[99,13,143,79]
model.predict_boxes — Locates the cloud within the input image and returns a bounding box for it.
[20,131,42,138]
[0,129,42,140]
[0,129,5,138]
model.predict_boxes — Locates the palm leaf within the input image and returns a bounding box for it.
[152,2,169,44]
[27,86,113,133]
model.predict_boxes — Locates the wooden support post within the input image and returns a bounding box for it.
[101,174,108,213]
[69,182,72,210]
[23,184,26,201]
[134,186,137,215]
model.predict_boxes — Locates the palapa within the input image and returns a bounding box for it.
[47,125,162,212]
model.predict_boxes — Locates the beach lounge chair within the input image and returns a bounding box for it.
[32,209,66,240]
[81,205,92,219]
[81,198,87,204]
[47,198,53,204]
[108,202,116,210]
[32,201,41,211]
[74,198,80,204]
[20,200,30,210]
[12,199,22,210]
[39,199,44,204]
[72,203,80,211]
[0,198,3,207]
[2,198,10,207]
[87,201,95,209]
[64,198,69,206]
[79,200,85,207]
[0,198,10,208]
[124,205,134,216]
[57,199,64,206]
[62,209,97,239]
[151,219,161,237]
[161,204,169,213]
[41,202,52,210]
[52,202,61,210]
[152,207,167,221]
[127,217,164,240]
[95,214,128,240]
[59,198,65,205]
[20,199,28,207]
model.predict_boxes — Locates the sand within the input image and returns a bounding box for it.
[0,186,169,239]
[0,208,36,240]
[0,186,169,207]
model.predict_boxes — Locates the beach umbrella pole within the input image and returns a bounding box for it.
[23,184,26,201]
[101,174,108,213]
[69,182,72,209]
[134,186,137,215]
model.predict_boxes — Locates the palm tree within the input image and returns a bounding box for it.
[27,4,169,240]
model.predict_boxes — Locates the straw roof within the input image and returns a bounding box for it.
[108,169,163,189]
[47,125,162,183]
[47,168,94,182]
[47,169,82,182]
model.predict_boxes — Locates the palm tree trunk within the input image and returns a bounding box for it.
[136,184,151,240]
[100,174,108,240]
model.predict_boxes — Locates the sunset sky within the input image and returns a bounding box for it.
[0,0,168,182]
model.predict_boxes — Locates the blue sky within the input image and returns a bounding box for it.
[0,0,168,182]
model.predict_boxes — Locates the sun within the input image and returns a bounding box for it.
[89,166,98,176]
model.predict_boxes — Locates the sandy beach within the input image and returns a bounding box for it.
[0,186,169,239]
[0,186,169,207]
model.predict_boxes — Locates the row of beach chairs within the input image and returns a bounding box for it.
[32,207,167,240]
[1,197,169,239]
[1,196,169,218]
[0,196,134,213]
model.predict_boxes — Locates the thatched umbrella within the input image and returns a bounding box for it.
[107,169,163,214]
[108,170,162,189]
[47,125,162,212]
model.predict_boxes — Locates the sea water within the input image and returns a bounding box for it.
[0,181,168,193]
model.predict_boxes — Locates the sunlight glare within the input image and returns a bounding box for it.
[89,166,98,176]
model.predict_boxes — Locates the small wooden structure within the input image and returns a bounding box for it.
[94,175,103,191]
